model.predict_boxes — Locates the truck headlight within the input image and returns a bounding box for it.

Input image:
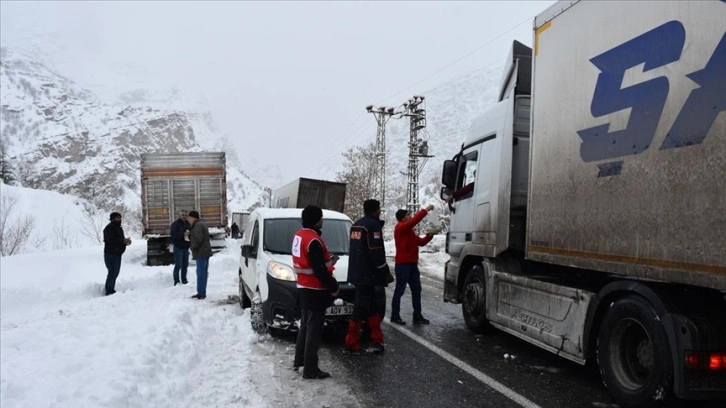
[267,261,295,281]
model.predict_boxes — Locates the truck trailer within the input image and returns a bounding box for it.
[273,177,346,213]
[141,152,229,265]
[440,1,725,406]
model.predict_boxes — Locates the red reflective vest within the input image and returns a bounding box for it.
[292,228,334,290]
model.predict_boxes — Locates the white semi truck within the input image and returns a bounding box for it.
[440,1,725,406]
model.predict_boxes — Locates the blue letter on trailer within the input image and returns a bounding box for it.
[578,21,686,166]
[661,32,726,150]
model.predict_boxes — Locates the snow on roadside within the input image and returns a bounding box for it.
[1,185,443,407]
[1,239,361,408]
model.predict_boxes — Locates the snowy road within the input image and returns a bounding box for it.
[2,239,723,407]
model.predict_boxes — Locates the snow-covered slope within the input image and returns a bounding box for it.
[0,46,267,216]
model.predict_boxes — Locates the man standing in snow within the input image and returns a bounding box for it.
[345,199,391,355]
[103,211,131,296]
[292,205,340,379]
[187,210,212,300]
[390,205,435,326]
[169,210,191,286]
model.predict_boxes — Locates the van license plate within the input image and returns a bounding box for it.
[325,304,353,316]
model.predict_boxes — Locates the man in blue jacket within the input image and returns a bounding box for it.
[345,199,391,354]
[169,210,191,286]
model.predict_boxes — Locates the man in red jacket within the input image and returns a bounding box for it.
[391,204,435,325]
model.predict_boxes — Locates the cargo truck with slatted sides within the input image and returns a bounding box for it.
[439,1,725,406]
[141,152,228,266]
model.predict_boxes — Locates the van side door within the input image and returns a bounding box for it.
[241,219,261,296]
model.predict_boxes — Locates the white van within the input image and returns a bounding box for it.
[237,208,355,334]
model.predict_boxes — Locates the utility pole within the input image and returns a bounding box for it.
[401,95,433,216]
[264,187,272,207]
[366,105,396,217]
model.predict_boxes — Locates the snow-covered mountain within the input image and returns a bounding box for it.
[1,40,509,236]
[0,46,268,220]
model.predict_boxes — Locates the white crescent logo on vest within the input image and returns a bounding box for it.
[292,235,302,257]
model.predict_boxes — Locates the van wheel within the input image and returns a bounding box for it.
[597,295,672,407]
[250,292,268,334]
[462,265,490,333]
[238,271,251,309]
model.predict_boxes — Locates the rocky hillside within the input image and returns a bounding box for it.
[0,47,267,218]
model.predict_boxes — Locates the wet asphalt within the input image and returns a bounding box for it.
[312,273,724,408]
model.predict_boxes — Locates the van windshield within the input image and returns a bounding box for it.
[263,218,352,255]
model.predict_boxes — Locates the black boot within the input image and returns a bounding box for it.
[303,370,331,379]
[413,315,430,325]
[390,316,406,325]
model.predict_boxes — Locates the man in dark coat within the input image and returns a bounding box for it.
[169,210,191,286]
[103,211,131,296]
[344,199,391,354]
[187,210,213,300]
[230,222,240,239]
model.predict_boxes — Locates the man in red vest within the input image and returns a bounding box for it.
[292,205,340,379]
[391,204,435,325]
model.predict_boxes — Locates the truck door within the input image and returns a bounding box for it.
[448,96,515,258]
[447,149,479,256]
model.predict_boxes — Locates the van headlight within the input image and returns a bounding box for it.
[267,261,295,281]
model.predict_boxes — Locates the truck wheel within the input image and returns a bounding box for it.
[462,265,490,333]
[597,295,672,407]
[250,292,268,334]
[238,271,251,309]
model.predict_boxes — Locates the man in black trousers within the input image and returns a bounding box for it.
[292,205,340,379]
[103,211,131,296]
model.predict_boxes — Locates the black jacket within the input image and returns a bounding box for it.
[170,218,191,249]
[347,215,390,287]
[103,221,127,255]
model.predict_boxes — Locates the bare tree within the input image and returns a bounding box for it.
[52,218,77,250]
[79,205,106,244]
[336,142,377,222]
[0,194,36,256]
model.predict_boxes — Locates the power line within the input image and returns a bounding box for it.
[313,11,536,179]
[378,14,533,105]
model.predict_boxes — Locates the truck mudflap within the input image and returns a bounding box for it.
[666,313,726,399]
[146,236,173,266]
[443,259,461,303]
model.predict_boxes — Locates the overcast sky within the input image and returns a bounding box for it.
[1,1,554,184]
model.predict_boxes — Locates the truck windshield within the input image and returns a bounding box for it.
[263,218,352,255]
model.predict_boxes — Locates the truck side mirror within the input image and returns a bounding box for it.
[441,187,456,213]
[442,160,457,188]
[440,186,452,201]
[241,244,257,259]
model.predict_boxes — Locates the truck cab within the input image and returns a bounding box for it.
[441,40,532,288]
[237,208,355,334]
